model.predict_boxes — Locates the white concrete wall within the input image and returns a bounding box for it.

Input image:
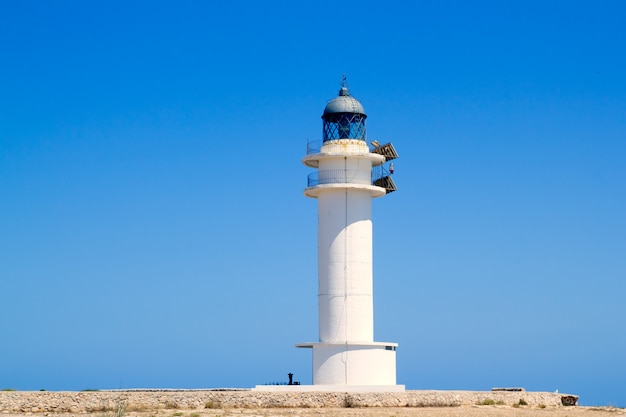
[317,156,374,344]
[319,138,370,155]
[300,139,398,387]
[312,344,397,385]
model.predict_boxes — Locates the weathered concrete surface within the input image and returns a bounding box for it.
[0,390,577,413]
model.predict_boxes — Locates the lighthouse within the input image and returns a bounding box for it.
[296,79,403,390]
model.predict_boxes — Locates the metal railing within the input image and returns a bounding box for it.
[306,139,322,155]
[306,139,370,155]
[371,165,391,182]
[307,169,373,187]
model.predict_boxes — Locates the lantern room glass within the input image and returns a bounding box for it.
[322,113,366,142]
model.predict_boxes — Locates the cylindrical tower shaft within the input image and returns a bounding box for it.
[318,183,374,343]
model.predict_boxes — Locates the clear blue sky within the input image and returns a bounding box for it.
[1,0,625,407]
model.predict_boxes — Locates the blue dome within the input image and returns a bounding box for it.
[323,86,366,116]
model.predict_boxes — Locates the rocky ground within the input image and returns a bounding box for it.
[1,390,622,417]
[2,406,626,417]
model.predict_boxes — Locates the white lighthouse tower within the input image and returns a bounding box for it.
[296,79,403,391]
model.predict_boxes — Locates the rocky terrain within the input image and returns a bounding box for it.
[1,389,619,417]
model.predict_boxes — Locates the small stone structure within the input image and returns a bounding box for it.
[0,389,577,413]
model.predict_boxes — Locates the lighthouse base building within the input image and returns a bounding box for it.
[255,81,403,392]
[295,342,400,389]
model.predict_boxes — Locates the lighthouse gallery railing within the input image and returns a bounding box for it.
[307,169,389,187]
